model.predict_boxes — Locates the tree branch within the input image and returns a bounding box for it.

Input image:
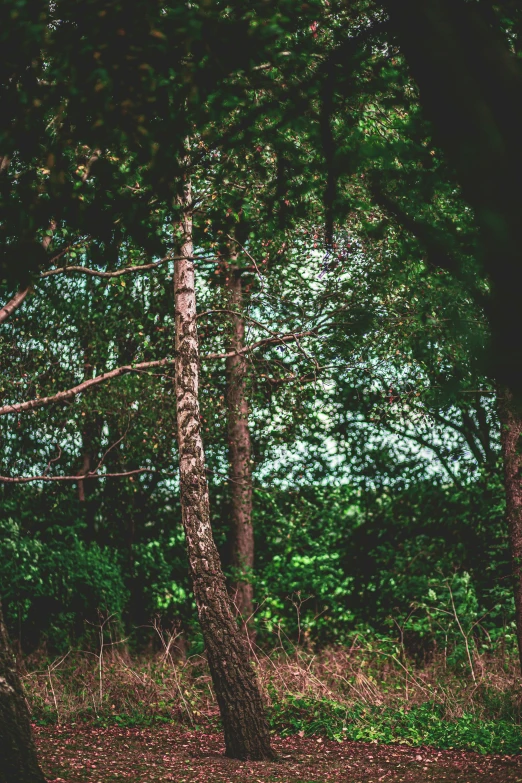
[0,331,315,416]
[0,286,32,324]
[0,358,176,416]
[40,254,214,279]
[0,468,171,484]
[0,221,57,324]
[382,421,463,488]
[202,330,314,361]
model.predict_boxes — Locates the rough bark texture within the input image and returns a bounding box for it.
[173,180,273,761]
[499,388,522,671]
[0,601,46,783]
[224,262,255,624]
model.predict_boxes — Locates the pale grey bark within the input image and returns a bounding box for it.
[173,176,273,760]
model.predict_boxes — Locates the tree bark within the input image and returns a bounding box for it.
[77,349,95,507]
[498,388,522,671]
[77,332,102,542]
[0,600,46,783]
[173,178,273,760]
[224,259,255,625]
[0,286,32,325]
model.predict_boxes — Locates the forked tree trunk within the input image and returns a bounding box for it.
[173,178,273,760]
[498,387,522,672]
[0,601,46,783]
[224,258,255,625]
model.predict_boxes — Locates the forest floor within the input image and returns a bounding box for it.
[36,725,522,783]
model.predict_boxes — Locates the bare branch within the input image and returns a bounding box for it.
[42,256,173,279]
[43,445,62,477]
[0,358,177,416]
[0,468,173,484]
[0,331,315,417]
[0,286,32,324]
[46,237,92,267]
[203,330,315,361]
[41,254,216,279]
[92,426,130,475]
[198,308,300,340]
[0,221,57,324]
[226,234,265,289]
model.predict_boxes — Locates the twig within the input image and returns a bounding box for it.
[446,580,477,683]
[43,445,62,477]
[226,234,265,289]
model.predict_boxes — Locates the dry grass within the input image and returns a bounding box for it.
[19,623,522,728]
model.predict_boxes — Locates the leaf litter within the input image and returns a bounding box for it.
[35,725,522,782]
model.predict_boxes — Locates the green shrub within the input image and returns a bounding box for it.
[268,695,522,754]
[0,518,128,650]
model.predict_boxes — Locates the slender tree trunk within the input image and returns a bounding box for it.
[0,600,46,783]
[77,340,101,542]
[498,388,522,671]
[173,178,273,760]
[224,258,255,625]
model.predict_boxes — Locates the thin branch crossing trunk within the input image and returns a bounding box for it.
[173,177,273,760]
[499,388,522,672]
[224,258,255,625]
[0,600,46,783]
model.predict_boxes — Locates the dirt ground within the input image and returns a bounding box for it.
[35,725,522,782]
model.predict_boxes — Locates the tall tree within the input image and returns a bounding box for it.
[173,174,273,760]
[498,389,522,669]
[222,248,255,626]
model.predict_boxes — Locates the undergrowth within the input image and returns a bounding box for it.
[21,630,522,755]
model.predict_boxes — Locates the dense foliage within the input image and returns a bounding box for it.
[1,0,521,688]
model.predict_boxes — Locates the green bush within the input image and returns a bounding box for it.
[0,517,128,650]
[268,695,522,754]
[253,477,514,656]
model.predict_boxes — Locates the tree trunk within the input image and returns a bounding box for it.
[498,388,522,671]
[76,342,101,542]
[173,178,274,761]
[0,600,46,783]
[224,259,255,625]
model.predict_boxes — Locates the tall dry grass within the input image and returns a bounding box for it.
[19,620,522,727]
